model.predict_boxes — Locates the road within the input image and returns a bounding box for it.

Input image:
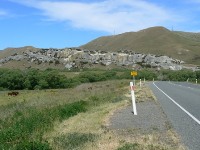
[149,81,200,150]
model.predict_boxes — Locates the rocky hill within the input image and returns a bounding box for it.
[81,26,200,65]
[0,46,196,71]
[1,26,200,70]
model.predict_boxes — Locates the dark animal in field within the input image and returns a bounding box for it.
[88,87,92,90]
[8,91,19,96]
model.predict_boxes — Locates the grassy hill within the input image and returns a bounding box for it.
[0,46,39,59]
[1,26,200,65]
[81,26,200,64]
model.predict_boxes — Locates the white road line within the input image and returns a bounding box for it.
[153,82,200,125]
[168,82,194,90]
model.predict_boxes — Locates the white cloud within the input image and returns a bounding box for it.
[10,0,182,33]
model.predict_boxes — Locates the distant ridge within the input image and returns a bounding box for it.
[81,26,200,64]
[0,46,39,59]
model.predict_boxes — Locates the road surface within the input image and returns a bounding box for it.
[149,81,200,150]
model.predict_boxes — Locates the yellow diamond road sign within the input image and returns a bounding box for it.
[131,71,137,76]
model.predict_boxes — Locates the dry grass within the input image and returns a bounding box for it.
[0,79,185,149]
[0,80,121,107]
[134,82,157,103]
[42,81,185,150]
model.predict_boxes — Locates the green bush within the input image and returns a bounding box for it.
[0,68,199,90]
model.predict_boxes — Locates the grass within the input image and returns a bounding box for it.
[0,101,87,149]
[0,80,129,149]
[118,142,169,150]
[53,132,98,150]
[0,79,185,150]
[44,81,185,150]
[117,143,140,150]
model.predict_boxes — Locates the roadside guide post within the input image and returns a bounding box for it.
[196,79,198,84]
[130,82,137,115]
[139,79,141,87]
[130,71,138,115]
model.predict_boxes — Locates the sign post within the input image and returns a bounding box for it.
[131,71,137,86]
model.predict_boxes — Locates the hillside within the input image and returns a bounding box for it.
[0,46,39,59]
[81,26,200,64]
[1,26,200,69]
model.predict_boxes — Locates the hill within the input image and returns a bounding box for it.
[0,26,200,70]
[0,46,39,59]
[81,26,200,64]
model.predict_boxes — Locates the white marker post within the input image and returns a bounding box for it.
[139,79,142,87]
[130,82,137,115]
[196,79,198,84]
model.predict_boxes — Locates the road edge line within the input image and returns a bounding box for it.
[153,82,200,125]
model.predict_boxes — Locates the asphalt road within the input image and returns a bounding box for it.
[149,81,200,150]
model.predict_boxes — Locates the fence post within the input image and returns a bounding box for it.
[130,82,137,115]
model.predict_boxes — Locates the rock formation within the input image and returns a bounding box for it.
[0,47,189,70]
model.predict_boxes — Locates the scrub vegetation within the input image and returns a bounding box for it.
[0,68,186,149]
[0,68,199,91]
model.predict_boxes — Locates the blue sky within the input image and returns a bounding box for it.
[1,0,200,50]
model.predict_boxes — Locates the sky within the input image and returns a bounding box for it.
[1,0,200,50]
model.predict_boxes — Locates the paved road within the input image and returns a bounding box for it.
[149,81,200,150]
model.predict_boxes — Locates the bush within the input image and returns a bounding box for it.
[0,68,199,91]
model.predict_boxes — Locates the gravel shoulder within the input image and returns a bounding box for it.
[109,101,170,133]
[107,83,185,150]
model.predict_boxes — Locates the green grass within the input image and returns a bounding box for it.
[0,78,184,150]
[0,80,129,150]
[118,143,167,150]
[118,143,140,150]
[53,132,98,150]
[0,101,87,149]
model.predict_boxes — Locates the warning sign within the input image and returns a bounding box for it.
[131,71,137,76]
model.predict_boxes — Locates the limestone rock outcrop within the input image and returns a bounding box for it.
[0,47,186,70]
